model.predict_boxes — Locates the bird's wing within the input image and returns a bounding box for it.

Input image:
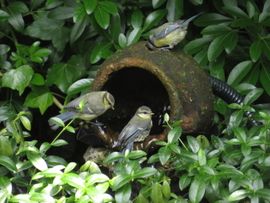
[151,22,181,40]
[118,119,151,147]
[64,93,95,114]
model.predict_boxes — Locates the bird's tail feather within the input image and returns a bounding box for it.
[49,112,76,130]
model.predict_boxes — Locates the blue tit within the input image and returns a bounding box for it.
[49,91,115,130]
[147,13,202,50]
[113,106,154,151]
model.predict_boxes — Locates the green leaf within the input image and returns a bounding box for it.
[99,1,118,15]
[83,0,97,14]
[31,73,45,86]
[127,150,147,159]
[189,177,206,203]
[24,89,54,114]
[166,0,183,22]
[158,147,171,165]
[228,189,248,201]
[250,40,262,62]
[257,188,270,201]
[127,28,142,46]
[143,9,167,32]
[88,174,109,184]
[260,65,270,96]
[259,0,270,22]
[118,33,127,48]
[189,0,203,5]
[227,60,253,86]
[151,183,164,203]
[61,173,84,188]
[184,37,211,55]
[134,193,149,203]
[233,127,246,143]
[51,139,68,147]
[110,175,131,191]
[179,174,191,190]
[152,0,166,9]
[201,24,231,35]
[224,32,238,54]
[246,0,258,18]
[115,184,131,203]
[162,180,171,199]
[26,151,48,171]
[94,5,110,29]
[243,88,263,105]
[67,78,93,95]
[110,14,121,42]
[26,15,64,40]
[7,2,28,31]
[134,167,157,179]
[66,126,75,133]
[70,17,88,44]
[47,57,85,93]
[20,116,31,131]
[223,4,249,18]
[2,65,34,95]
[187,136,200,153]
[0,10,9,21]
[195,13,231,26]
[49,117,65,128]
[0,136,13,156]
[48,6,74,19]
[0,155,16,172]
[104,152,123,163]
[198,149,206,166]
[167,126,182,143]
[64,162,77,173]
[0,44,10,55]
[207,33,232,62]
[73,3,87,23]
[131,10,144,28]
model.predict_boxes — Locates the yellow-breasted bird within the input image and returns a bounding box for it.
[113,106,154,152]
[147,13,202,50]
[49,91,115,130]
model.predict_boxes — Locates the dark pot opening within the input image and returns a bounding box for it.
[97,67,170,135]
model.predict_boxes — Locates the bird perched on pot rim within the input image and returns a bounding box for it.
[49,91,115,130]
[113,106,154,152]
[147,13,202,50]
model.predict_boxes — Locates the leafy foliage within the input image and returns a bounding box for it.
[0,0,270,202]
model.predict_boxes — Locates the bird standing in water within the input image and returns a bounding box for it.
[49,91,115,130]
[113,106,154,152]
[147,13,202,50]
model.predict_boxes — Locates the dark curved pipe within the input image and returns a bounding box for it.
[208,76,261,126]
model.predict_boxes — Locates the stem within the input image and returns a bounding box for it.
[179,138,188,150]
[53,96,63,109]
[51,119,75,145]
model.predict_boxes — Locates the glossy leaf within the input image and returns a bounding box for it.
[179,174,191,190]
[260,65,270,96]
[2,65,34,95]
[243,88,263,105]
[142,9,167,31]
[83,0,97,14]
[250,39,262,62]
[187,136,200,153]
[24,89,54,114]
[67,78,93,95]
[94,5,110,29]
[166,0,183,22]
[0,155,16,172]
[26,151,48,171]
[189,177,206,203]
[227,61,253,86]
[151,183,164,203]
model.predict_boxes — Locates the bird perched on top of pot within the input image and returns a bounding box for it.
[147,13,202,50]
[49,91,115,130]
[112,106,154,152]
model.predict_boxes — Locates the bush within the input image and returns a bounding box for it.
[0,0,270,202]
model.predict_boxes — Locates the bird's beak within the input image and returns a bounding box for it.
[151,112,155,115]
[111,105,115,110]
